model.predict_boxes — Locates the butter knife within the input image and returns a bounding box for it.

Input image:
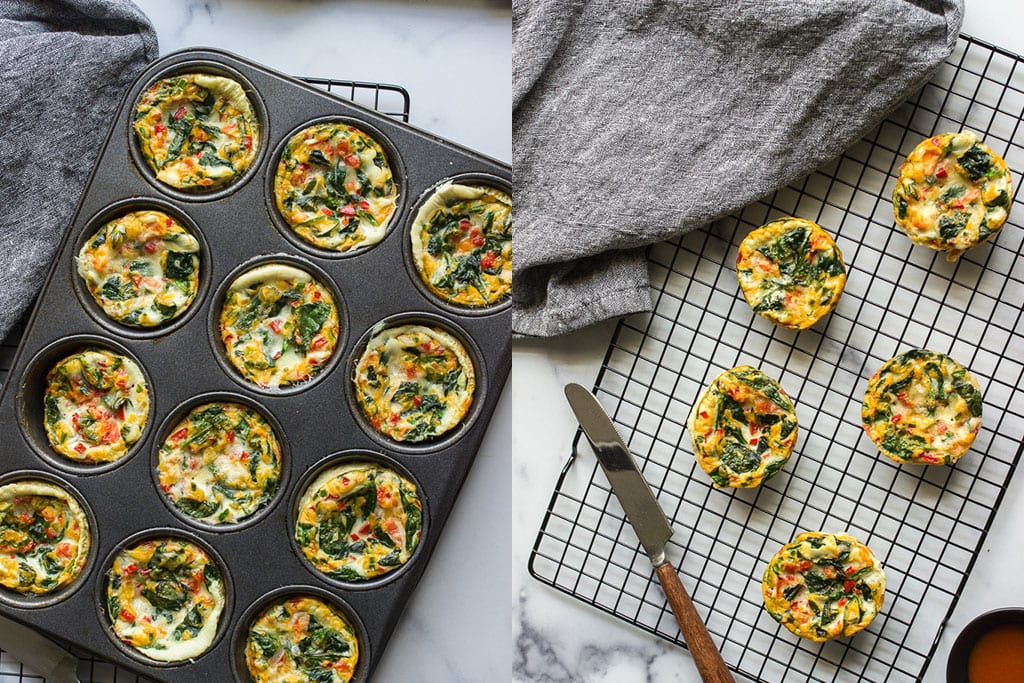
[564,383,735,683]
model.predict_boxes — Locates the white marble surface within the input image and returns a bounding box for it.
[512,3,1024,682]
[0,1,511,682]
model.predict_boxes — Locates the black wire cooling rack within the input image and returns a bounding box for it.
[0,76,409,683]
[530,34,1024,683]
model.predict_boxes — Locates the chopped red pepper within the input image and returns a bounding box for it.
[340,205,356,216]
[269,319,283,334]
[74,443,87,454]
[171,427,189,441]
[143,241,158,253]
[344,153,360,168]
[891,414,902,424]
[480,252,497,270]
[458,218,472,231]
[358,200,370,210]
[119,609,136,623]
[844,580,855,592]
[413,395,422,406]
[154,123,166,136]
[320,207,334,217]
[311,337,327,350]
[935,167,947,179]
[173,105,188,121]
[243,135,252,150]
[471,234,485,247]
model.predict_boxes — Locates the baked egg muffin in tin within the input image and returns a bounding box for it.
[274,121,398,252]
[893,131,1012,261]
[76,210,200,327]
[352,324,475,443]
[0,481,90,596]
[687,366,798,488]
[43,349,150,463]
[296,462,423,582]
[736,217,846,330]
[133,73,259,190]
[245,595,359,682]
[219,264,340,389]
[410,181,512,307]
[762,531,885,642]
[106,537,225,661]
[157,402,281,525]
[862,349,982,465]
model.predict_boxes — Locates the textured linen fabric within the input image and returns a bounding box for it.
[513,0,964,337]
[0,0,157,340]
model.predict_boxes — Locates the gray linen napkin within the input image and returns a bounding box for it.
[513,0,963,337]
[0,0,158,341]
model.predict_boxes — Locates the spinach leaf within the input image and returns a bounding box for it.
[953,378,983,417]
[330,566,363,581]
[199,151,234,169]
[250,631,279,658]
[957,145,992,181]
[127,260,153,275]
[318,515,349,558]
[294,302,331,349]
[100,276,136,301]
[141,580,188,612]
[938,213,967,240]
[44,395,61,427]
[720,442,760,474]
[940,184,965,203]
[896,195,908,219]
[153,302,177,320]
[163,251,195,280]
[987,189,1010,208]
[783,584,804,601]
[173,604,204,640]
[441,369,463,394]
[175,497,219,519]
[307,149,331,166]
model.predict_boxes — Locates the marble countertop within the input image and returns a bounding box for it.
[0,1,510,682]
[512,3,1024,683]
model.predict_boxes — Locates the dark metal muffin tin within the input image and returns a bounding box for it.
[0,48,510,681]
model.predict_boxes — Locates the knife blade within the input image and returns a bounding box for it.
[564,383,735,683]
[563,382,673,565]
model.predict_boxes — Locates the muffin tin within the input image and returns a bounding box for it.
[0,47,510,681]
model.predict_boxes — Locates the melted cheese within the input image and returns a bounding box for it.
[0,481,90,595]
[736,217,846,330]
[134,73,259,190]
[246,596,359,682]
[273,122,398,251]
[157,403,281,524]
[352,324,475,442]
[410,182,513,307]
[106,538,224,661]
[687,365,798,488]
[220,264,339,388]
[76,210,200,326]
[862,349,982,465]
[893,131,1012,261]
[296,463,422,581]
[43,349,150,463]
[762,532,885,641]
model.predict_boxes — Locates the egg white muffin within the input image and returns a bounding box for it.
[43,349,150,463]
[246,595,359,683]
[736,217,846,330]
[893,131,1012,261]
[352,324,475,442]
[157,402,281,524]
[0,481,90,595]
[134,73,259,190]
[687,366,798,488]
[220,264,339,389]
[296,462,422,581]
[763,532,885,642]
[106,538,224,661]
[862,349,982,465]
[274,122,398,251]
[410,182,512,307]
[77,210,199,327]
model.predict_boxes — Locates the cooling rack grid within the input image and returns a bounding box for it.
[530,34,1024,683]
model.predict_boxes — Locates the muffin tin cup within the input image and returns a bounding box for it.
[208,253,350,396]
[230,585,371,683]
[15,335,156,477]
[0,470,99,609]
[402,172,513,317]
[70,197,212,339]
[94,527,234,668]
[0,47,510,682]
[288,449,430,591]
[344,312,488,455]
[127,60,270,203]
[149,391,291,533]
[264,115,408,260]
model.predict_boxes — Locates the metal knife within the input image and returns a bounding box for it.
[565,383,735,683]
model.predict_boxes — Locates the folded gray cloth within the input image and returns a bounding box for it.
[513,0,963,337]
[0,0,157,341]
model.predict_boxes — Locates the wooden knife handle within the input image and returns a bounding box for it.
[655,562,735,683]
